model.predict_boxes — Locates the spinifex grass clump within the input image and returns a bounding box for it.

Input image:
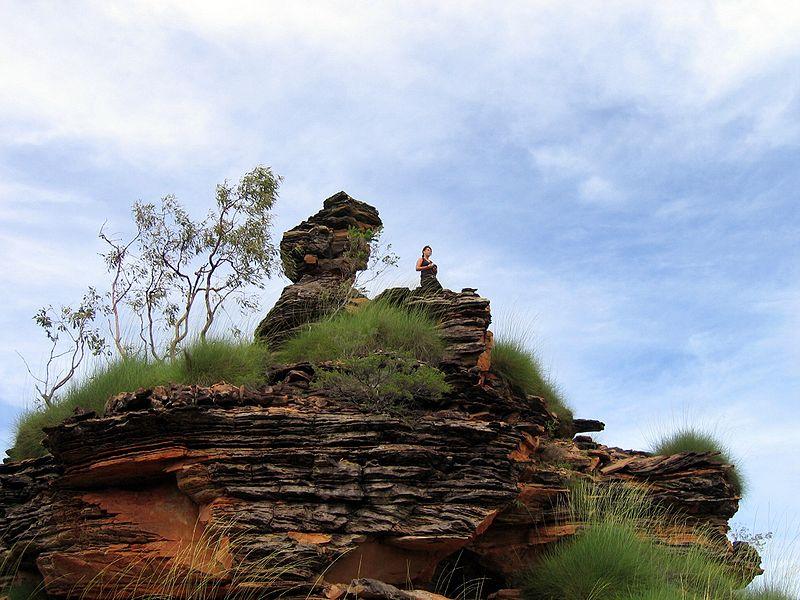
[519,481,740,600]
[280,300,449,412]
[10,338,270,460]
[277,300,445,363]
[490,338,573,425]
[650,427,746,497]
[174,338,268,387]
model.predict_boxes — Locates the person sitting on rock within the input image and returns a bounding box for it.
[416,245,443,292]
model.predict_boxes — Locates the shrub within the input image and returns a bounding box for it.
[490,338,573,424]
[10,339,269,460]
[312,353,450,415]
[650,427,745,497]
[277,300,445,363]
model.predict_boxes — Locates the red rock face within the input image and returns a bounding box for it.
[0,377,752,599]
[35,481,232,599]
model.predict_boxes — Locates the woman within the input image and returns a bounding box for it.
[416,245,443,292]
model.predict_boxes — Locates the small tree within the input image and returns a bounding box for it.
[99,222,140,359]
[19,166,282,407]
[347,225,400,295]
[19,288,108,408]
[100,165,282,360]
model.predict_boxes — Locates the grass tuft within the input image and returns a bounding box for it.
[10,338,270,460]
[650,427,746,497]
[519,481,739,600]
[276,300,445,363]
[741,585,798,600]
[490,338,573,424]
[176,338,268,387]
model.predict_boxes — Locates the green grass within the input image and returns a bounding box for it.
[10,338,270,460]
[650,427,746,497]
[276,300,445,363]
[519,482,740,600]
[490,338,573,424]
[521,522,665,599]
[173,338,268,387]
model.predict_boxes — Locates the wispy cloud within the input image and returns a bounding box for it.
[0,0,798,580]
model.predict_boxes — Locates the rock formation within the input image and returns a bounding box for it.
[0,194,759,599]
[254,191,382,347]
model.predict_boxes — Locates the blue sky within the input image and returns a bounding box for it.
[1,1,798,583]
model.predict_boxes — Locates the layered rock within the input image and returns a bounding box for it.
[0,195,757,599]
[374,287,493,373]
[2,382,521,598]
[0,373,751,599]
[255,191,382,347]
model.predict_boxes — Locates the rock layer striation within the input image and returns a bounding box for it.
[0,194,756,599]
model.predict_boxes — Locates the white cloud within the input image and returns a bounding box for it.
[1,1,799,173]
[579,175,624,206]
[0,0,798,578]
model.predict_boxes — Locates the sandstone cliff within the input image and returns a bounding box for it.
[0,194,757,599]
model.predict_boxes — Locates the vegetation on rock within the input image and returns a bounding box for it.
[651,427,746,497]
[20,287,108,408]
[312,353,450,414]
[10,338,269,459]
[276,300,445,364]
[490,337,573,424]
[281,300,449,414]
[17,166,281,415]
[519,482,745,600]
[4,192,779,600]
[99,165,282,360]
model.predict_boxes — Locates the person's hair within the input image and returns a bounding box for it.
[422,245,432,257]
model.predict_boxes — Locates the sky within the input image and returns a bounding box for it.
[1,0,798,585]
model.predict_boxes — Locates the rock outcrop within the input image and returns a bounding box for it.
[374,286,493,373]
[254,191,382,347]
[0,377,749,599]
[0,194,758,599]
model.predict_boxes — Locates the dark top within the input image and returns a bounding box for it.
[420,258,438,279]
[419,258,442,291]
